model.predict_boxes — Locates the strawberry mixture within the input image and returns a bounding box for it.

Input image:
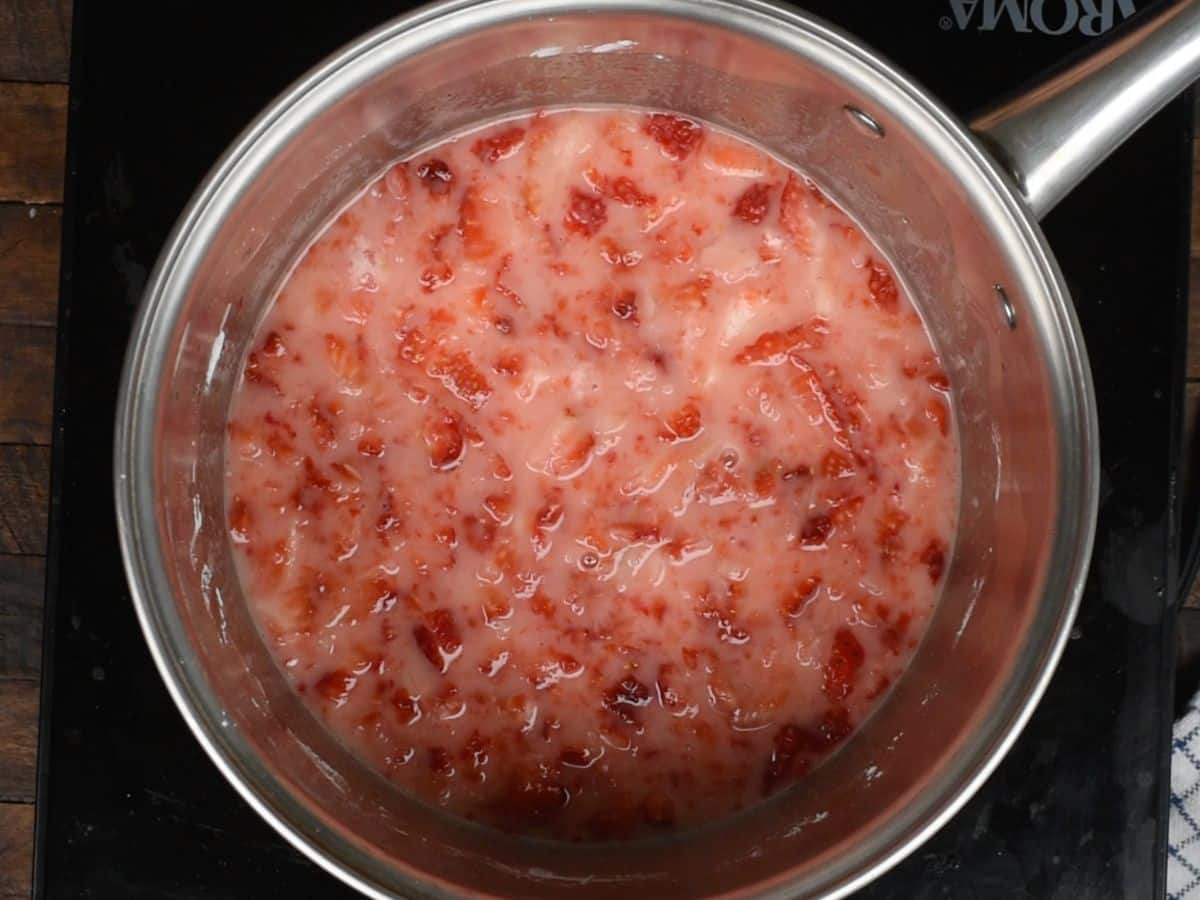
[225,109,959,840]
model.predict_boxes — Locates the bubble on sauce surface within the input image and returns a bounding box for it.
[225,108,960,841]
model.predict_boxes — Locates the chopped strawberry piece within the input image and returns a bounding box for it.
[823,627,864,701]
[483,493,512,525]
[412,608,462,673]
[243,352,281,393]
[780,576,821,618]
[604,676,653,724]
[821,450,856,479]
[734,318,828,365]
[423,409,465,471]
[324,333,364,384]
[375,492,404,545]
[733,182,772,224]
[559,747,595,768]
[753,466,776,499]
[606,175,655,207]
[419,262,454,292]
[667,275,710,309]
[659,401,702,443]
[779,173,813,252]
[416,158,454,195]
[564,188,607,237]
[530,591,556,619]
[357,436,384,457]
[920,538,947,583]
[763,723,812,793]
[545,432,595,479]
[458,186,497,260]
[479,649,510,677]
[536,501,564,530]
[600,239,643,269]
[530,652,583,689]
[655,664,683,710]
[314,669,356,706]
[428,746,454,776]
[428,349,492,410]
[881,610,913,654]
[877,509,910,563]
[471,127,526,163]
[308,400,337,450]
[229,496,252,545]
[461,515,496,552]
[494,352,523,376]
[644,114,704,160]
[817,704,853,746]
[867,258,899,312]
[461,732,491,782]
[829,494,865,528]
[800,514,832,546]
[261,331,287,358]
[925,396,950,436]
[610,289,638,322]
[396,327,429,364]
[481,590,512,625]
[391,689,422,725]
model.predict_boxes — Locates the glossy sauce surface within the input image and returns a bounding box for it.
[225,109,959,839]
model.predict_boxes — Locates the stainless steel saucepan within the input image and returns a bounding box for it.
[113,1,1200,896]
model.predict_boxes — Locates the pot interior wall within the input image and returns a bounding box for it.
[148,8,1070,897]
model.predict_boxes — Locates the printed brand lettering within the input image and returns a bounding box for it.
[945,0,1135,35]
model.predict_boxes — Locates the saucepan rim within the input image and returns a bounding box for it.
[113,0,1098,897]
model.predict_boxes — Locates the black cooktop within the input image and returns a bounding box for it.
[34,2,1190,897]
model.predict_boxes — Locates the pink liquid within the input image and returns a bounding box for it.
[225,109,959,839]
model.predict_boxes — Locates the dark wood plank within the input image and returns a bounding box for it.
[1187,380,1200,610]
[0,82,68,203]
[1190,379,1200,610]
[0,521,16,557]
[0,203,60,327]
[1190,259,1200,381]
[0,556,44,680]
[0,326,54,444]
[0,801,33,899]
[0,446,49,556]
[0,0,71,83]
[1188,378,1200,463]
[0,680,37,804]
[1193,134,1200,260]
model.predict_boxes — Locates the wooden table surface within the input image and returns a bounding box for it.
[0,2,70,897]
[0,3,1197,898]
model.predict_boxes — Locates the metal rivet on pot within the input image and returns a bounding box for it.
[843,105,884,138]
[995,284,1017,329]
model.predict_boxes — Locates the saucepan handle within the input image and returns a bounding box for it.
[971,0,1200,220]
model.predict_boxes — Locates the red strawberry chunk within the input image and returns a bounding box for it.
[564,188,608,237]
[471,127,526,163]
[413,608,462,673]
[644,114,703,160]
[416,158,454,195]
[823,627,864,701]
[733,183,772,224]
